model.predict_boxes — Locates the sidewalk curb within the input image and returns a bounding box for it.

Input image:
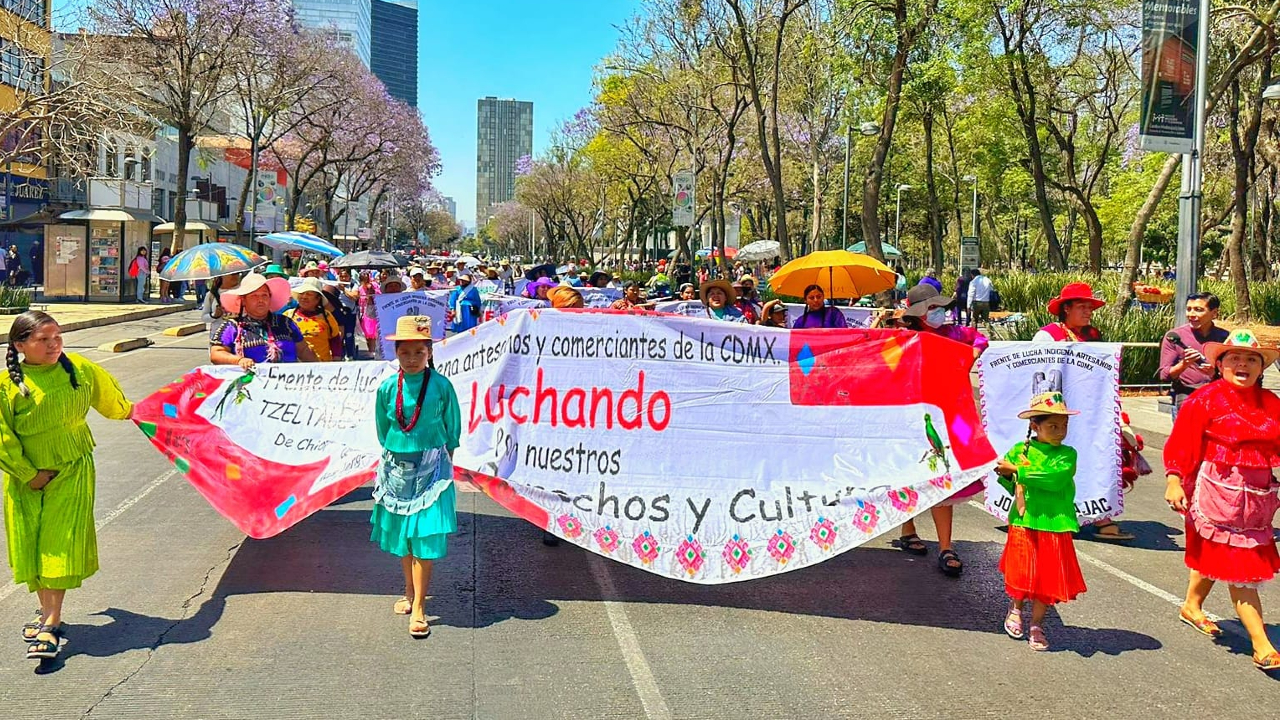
[0,303,196,345]
[163,322,207,337]
[97,337,154,353]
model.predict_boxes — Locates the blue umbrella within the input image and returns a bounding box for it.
[257,231,344,257]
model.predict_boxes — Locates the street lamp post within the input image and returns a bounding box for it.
[841,121,881,249]
[894,184,913,249]
[1174,0,1211,326]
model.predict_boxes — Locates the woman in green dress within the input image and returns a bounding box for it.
[1,311,133,660]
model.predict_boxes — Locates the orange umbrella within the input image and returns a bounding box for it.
[767,250,896,299]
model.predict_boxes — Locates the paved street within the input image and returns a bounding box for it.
[0,313,1277,718]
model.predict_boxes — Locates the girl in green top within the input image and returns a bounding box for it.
[372,316,461,639]
[995,392,1087,652]
[1,311,133,661]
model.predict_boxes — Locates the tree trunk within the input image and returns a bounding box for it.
[1117,156,1181,313]
[170,125,193,255]
[860,0,917,264]
[1081,199,1104,277]
[923,110,944,270]
[811,154,822,248]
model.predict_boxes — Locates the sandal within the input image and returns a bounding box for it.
[1254,651,1280,671]
[1027,625,1049,652]
[393,597,412,615]
[26,625,62,660]
[1003,604,1024,639]
[21,609,44,642]
[409,618,431,639]
[1088,521,1135,542]
[1178,608,1222,637]
[937,549,963,578]
[894,534,928,556]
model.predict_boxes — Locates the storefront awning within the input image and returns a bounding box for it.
[59,208,165,223]
[153,220,225,234]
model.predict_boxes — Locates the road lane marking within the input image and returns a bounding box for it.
[588,556,673,720]
[0,470,176,605]
[966,501,1225,625]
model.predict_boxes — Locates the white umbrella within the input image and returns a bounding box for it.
[736,240,781,263]
[455,255,482,267]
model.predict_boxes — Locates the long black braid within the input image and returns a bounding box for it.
[7,311,78,398]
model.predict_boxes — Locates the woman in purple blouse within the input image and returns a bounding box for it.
[791,285,848,329]
[209,273,319,370]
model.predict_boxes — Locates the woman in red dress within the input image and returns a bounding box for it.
[1164,329,1280,671]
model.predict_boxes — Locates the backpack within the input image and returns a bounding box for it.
[128,257,140,279]
[989,288,1001,312]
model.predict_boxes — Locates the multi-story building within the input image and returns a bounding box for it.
[370,0,416,107]
[292,0,372,68]
[1,0,52,253]
[441,195,456,221]
[475,97,532,229]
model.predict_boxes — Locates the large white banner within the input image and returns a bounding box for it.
[977,342,1124,522]
[140,311,997,581]
[375,290,450,358]
[435,310,996,582]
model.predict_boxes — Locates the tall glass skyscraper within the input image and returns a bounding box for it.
[370,0,417,106]
[475,97,533,229]
[292,0,372,68]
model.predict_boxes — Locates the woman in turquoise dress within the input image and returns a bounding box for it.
[373,315,461,639]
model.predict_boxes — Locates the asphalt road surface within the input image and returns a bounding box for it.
[0,312,1277,719]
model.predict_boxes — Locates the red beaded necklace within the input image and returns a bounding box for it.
[395,370,430,432]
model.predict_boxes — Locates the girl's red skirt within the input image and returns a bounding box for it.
[1184,519,1280,586]
[999,526,1087,605]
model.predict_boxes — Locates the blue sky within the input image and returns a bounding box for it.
[420,1,638,228]
[53,0,639,229]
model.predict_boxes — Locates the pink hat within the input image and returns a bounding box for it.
[220,273,293,314]
[318,261,329,270]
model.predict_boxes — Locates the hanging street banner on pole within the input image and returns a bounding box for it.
[133,310,997,582]
[959,236,980,272]
[978,342,1124,523]
[672,170,695,227]
[1139,0,1198,154]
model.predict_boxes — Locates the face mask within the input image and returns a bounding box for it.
[924,307,949,328]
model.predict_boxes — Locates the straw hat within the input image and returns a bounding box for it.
[408,266,427,278]
[1047,282,1106,316]
[1203,328,1280,366]
[220,273,293,314]
[699,278,737,305]
[384,315,433,341]
[1017,391,1080,420]
[292,276,326,298]
[902,284,952,317]
[381,272,406,292]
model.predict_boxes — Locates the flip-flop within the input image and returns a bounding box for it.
[937,549,964,578]
[1088,521,1135,542]
[894,534,928,556]
[1253,651,1280,671]
[26,625,62,660]
[21,609,44,642]
[409,619,431,639]
[1027,625,1049,652]
[1004,605,1024,639]
[1178,609,1222,637]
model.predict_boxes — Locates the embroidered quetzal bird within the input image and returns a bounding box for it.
[921,413,951,474]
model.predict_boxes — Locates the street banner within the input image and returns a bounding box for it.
[1140,0,1198,153]
[977,342,1124,523]
[134,311,996,582]
[652,300,874,328]
[959,237,980,273]
[482,294,546,323]
[579,287,622,308]
[133,362,394,538]
[672,170,695,227]
[375,290,450,358]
